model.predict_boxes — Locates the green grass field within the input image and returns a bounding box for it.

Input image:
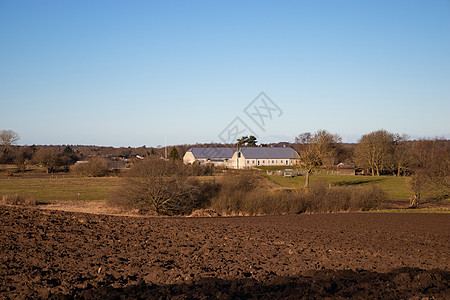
[0,177,121,202]
[0,173,411,202]
[0,174,447,213]
[265,174,411,200]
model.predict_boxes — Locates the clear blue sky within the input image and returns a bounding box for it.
[1,0,449,146]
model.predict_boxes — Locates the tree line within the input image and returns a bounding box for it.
[1,129,448,207]
[294,129,449,205]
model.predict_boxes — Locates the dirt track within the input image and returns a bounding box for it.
[1,206,449,299]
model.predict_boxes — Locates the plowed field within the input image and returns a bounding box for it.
[1,206,449,299]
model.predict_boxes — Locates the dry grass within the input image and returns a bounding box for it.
[1,194,37,206]
[188,208,221,217]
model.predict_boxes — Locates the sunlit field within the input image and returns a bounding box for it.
[264,174,410,200]
[0,177,121,202]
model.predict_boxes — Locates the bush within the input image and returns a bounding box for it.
[350,185,387,211]
[71,158,109,177]
[210,171,260,215]
[1,194,37,206]
[109,158,216,215]
[188,163,214,176]
[210,177,387,216]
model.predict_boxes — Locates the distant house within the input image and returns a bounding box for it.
[183,147,299,169]
[336,162,356,175]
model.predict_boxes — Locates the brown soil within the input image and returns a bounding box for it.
[1,206,449,299]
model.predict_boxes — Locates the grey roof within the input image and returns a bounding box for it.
[187,147,299,160]
[240,147,299,159]
[187,147,235,159]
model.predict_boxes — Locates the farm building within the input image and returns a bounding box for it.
[183,147,299,169]
[336,162,356,175]
[183,148,236,167]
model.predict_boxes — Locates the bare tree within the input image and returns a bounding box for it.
[0,130,20,152]
[14,148,30,172]
[295,132,312,144]
[110,157,206,215]
[391,134,411,176]
[355,130,395,176]
[33,148,61,173]
[408,139,449,206]
[295,130,341,189]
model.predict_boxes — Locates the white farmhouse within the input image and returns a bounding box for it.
[183,147,299,169]
[230,147,299,169]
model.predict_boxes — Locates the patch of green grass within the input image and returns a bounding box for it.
[0,177,121,202]
[265,174,411,200]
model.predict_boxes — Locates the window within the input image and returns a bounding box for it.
[257,160,260,166]
[262,160,265,164]
[272,160,274,164]
[247,160,249,164]
[238,152,241,158]
[253,160,255,164]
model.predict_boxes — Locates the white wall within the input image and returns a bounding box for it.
[183,152,196,164]
[229,152,296,169]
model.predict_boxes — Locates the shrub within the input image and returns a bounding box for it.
[210,171,260,215]
[1,194,37,206]
[350,185,387,211]
[210,178,387,216]
[240,190,306,216]
[188,163,214,176]
[306,183,352,213]
[109,158,215,215]
[71,158,109,177]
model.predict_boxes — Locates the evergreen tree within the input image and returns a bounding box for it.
[169,147,181,161]
[63,146,74,154]
[237,135,258,147]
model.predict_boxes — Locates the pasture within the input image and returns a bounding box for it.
[1,168,447,213]
[0,177,121,202]
[265,173,411,200]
